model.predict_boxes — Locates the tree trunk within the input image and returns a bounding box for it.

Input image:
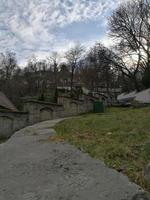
[133,77,140,92]
[70,68,74,98]
[54,62,58,103]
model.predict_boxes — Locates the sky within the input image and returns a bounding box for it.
[0,0,124,66]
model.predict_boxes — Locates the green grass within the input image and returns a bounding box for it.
[55,107,150,192]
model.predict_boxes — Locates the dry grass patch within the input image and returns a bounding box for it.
[38,135,64,143]
[55,107,150,192]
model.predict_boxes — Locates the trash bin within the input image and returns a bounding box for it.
[93,101,104,113]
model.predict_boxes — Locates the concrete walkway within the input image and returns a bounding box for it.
[0,119,148,200]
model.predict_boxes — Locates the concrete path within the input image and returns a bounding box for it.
[0,119,148,200]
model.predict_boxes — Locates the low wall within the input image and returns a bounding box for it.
[0,96,96,139]
[23,96,94,125]
[0,110,28,139]
[57,96,94,116]
[23,100,64,125]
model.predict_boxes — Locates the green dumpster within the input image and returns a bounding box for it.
[93,101,104,113]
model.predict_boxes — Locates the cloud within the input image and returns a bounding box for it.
[0,0,121,66]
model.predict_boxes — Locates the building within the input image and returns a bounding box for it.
[0,91,28,139]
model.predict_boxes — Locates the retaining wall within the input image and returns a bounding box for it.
[23,100,64,125]
[0,110,28,139]
[0,96,95,139]
[57,96,94,116]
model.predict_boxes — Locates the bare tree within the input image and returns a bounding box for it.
[65,43,84,96]
[26,55,37,73]
[24,56,50,98]
[78,43,117,92]
[108,0,150,90]
[23,55,39,96]
[92,43,143,91]
[59,63,70,87]
[47,52,60,103]
[0,51,17,80]
[0,52,25,107]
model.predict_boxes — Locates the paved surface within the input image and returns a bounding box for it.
[0,119,146,200]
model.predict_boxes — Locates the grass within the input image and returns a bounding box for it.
[55,107,150,192]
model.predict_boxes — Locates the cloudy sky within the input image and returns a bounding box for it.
[0,0,123,66]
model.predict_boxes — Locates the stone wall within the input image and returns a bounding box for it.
[57,96,94,116]
[0,96,96,139]
[23,100,64,125]
[23,96,94,125]
[0,110,28,139]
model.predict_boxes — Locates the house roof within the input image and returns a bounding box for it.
[117,91,137,101]
[0,91,18,112]
[117,88,150,103]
